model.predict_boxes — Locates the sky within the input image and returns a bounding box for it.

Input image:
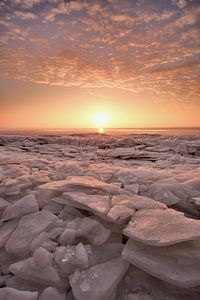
[0,0,200,129]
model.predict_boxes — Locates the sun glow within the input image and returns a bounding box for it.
[98,127,104,134]
[94,112,109,134]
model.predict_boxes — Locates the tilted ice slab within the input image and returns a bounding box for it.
[0,219,19,248]
[0,197,10,215]
[60,193,165,227]
[184,177,200,191]
[9,247,62,288]
[69,257,129,300]
[77,217,111,245]
[122,238,200,288]
[1,194,39,221]
[105,194,166,225]
[85,163,176,185]
[111,194,166,210]
[61,192,111,215]
[39,176,123,195]
[146,182,184,205]
[6,210,57,256]
[123,208,200,246]
[0,287,38,300]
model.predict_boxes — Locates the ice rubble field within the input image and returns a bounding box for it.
[0,133,200,300]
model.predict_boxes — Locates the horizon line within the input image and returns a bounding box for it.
[1,126,200,131]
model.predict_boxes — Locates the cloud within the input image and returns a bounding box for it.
[0,0,199,104]
[14,11,37,20]
[172,0,188,9]
[44,1,83,23]
[149,60,200,74]
[10,0,43,9]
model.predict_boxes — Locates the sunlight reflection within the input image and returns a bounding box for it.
[98,127,104,134]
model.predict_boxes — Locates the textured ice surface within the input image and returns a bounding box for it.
[62,192,111,214]
[0,219,18,248]
[6,210,57,256]
[124,208,200,246]
[59,228,77,246]
[39,176,122,195]
[39,287,65,300]
[111,194,166,210]
[9,247,62,288]
[1,194,39,221]
[70,257,129,300]
[0,197,10,215]
[107,205,133,224]
[0,134,200,299]
[122,238,200,288]
[0,287,38,300]
[77,217,111,245]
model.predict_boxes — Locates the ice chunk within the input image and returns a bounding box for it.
[0,248,19,275]
[0,219,18,248]
[54,242,123,275]
[1,194,39,221]
[192,197,200,207]
[77,217,111,245]
[29,232,48,252]
[9,247,62,288]
[111,194,166,210]
[69,257,129,300]
[49,222,63,236]
[43,201,63,215]
[6,210,57,256]
[39,287,65,300]
[33,247,52,268]
[107,147,149,159]
[147,182,184,205]
[66,217,82,230]
[66,290,76,300]
[34,189,58,208]
[0,287,38,300]
[41,239,58,252]
[0,274,11,288]
[184,177,200,191]
[0,197,10,215]
[89,243,123,266]
[75,243,89,268]
[124,208,200,246]
[107,205,133,225]
[54,243,89,275]
[59,228,77,246]
[122,238,200,288]
[54,246,76,275]
[125,183,139,194]
[39,176,122,195]
[61,192,111,215]
[6,276,44,292]
[58,205,83,221]
[106,232,122,243]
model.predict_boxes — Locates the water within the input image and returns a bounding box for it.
[106,127,200,136]
[0,127,200,136]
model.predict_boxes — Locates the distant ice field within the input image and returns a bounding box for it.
[1,127,200,136]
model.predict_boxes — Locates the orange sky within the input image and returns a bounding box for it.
[0,79,200,129]
[0,0,200,129]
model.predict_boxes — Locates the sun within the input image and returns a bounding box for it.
[95,112,108,127]
[94,112,109,133]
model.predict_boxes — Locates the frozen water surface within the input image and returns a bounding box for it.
[0,133,200,299]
